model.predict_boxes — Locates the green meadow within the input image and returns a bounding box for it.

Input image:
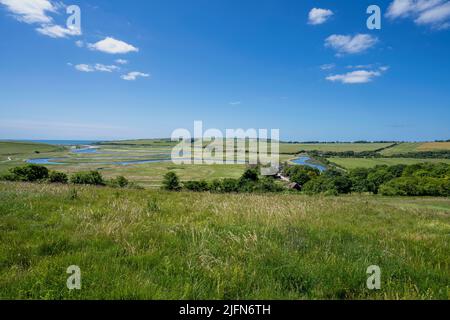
[329,157,450,170]
[1,140,449,300]
[0,182,449,299]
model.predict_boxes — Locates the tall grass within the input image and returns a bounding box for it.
[0,182,448,299]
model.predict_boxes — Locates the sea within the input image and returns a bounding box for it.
[2,140,105,146]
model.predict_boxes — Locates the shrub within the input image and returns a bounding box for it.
[257,177,284,192]
[367,168,395,194]
[0,173,18,181]
[379,177,449,197]
[303,173,352,195]
[48,171,68,184]
[349,168,373,193]
[221,178,240,193]
[110,176,129,188]
[9,165,49,182]
[162,172,181,191]
[209,179,223,192]
[70,171,104,185]
[240,168,259,182]
[184,180,209,192]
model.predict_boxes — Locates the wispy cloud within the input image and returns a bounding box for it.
[386,0,450,29]
[94,64,119,72]
[74,63,120,73]
[88,37,139,54]
[346,64,374,69]
[121,71,149,81]
[36,24,80,38]
[0,0,56,24]
[115,59,128,65]
[325,34,378,55]
[326,66,389,84]
[74,64,95,72]
[308,8,334,25]
[320,63,336,70]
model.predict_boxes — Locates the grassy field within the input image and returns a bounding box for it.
[329,158,450,170]
[0,141,64,160]
[380,142,450,156]
[0,182,448,300]
[280,143,394,154]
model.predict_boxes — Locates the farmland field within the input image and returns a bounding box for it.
[280,143,394,154]
[380,142,450,156]
[0,182,449,300]
[328,157,450,170]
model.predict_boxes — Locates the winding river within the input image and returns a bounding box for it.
[291,156,327,172]
[27,146,327,171]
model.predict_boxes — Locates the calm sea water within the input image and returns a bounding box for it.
[11,140,104,146]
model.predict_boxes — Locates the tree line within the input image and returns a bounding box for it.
[163,162,450,197]
[0,164,134,189]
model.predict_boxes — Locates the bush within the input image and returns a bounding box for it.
[0,173,18,181]
[209,179,223,192]
[70,171,104,185]
[110,176,129,188]
[303,173,352,195]
[162,172,181,191]
[240,168,259,182]
[48,171,68,184]
[9,165,49,182]
[379,177,449,197]
[221,178,240,193]
[349,168,373,193]
[367,168,395,194]
[184,180,209,192]
[256,177,284,192]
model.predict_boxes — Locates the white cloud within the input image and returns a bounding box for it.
[121,71,149,81]
[73,63,120,73]
[0,0,82,38]
[308,8,334,25]
[229,101,242,105]
[415,1,450,27]
[75,40,84,47]
[347,64,374,69]
[326,70,381,84]
[326,67,388,84]
[115,59,128,65]
[386,0,450,29]
[320,63,335,70]
[325,34,378,55]
[36,24,81,38]
[94,64,119,72]
[0,0,56,24]
[75,64,95,72]
[88,37,139,54]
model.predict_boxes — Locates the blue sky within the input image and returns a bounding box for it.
[0,0,449,141]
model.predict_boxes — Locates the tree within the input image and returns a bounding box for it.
[240,168,259,182]
[10,165,49,182]
[367,168,394,194]
[162,172,181,191]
